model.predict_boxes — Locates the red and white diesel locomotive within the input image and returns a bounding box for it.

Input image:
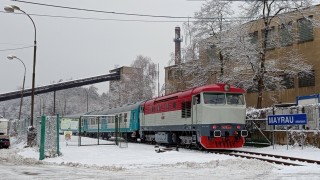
[140,83,248,149]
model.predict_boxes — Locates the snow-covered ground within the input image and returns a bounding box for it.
[1,135,320,179]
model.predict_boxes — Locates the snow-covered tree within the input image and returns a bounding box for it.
[176,0,315,108]
[220,1,315,108]
[181,0,234,83]
[109,55,158,107]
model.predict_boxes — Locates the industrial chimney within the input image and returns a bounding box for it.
[173,26,182,65]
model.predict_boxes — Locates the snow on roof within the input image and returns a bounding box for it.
[0,118,9,122]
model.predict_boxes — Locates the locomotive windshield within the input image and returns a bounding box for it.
[226,93,245,105]
[203,93,245,105]
[203,93,225,104]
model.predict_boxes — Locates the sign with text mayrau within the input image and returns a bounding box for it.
[267,114,307,125]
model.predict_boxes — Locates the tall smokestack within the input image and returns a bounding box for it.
[173,26,182,65]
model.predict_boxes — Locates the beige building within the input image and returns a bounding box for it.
[109,66,142,107]
[165,5,320,108]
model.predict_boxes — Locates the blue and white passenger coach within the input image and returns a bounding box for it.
[81,101,142,140]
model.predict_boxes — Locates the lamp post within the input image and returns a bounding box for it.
[7,55,26,120]
[5,5,37,128]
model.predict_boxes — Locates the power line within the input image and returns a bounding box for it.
[0,45,34,51]
[11,0,250,20]
[0,11,192,23]
[12,0,196,19]
[0,11,245,23]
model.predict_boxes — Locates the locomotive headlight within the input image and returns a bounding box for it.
[212,125,217,129]
[236,125,241,129]
[224,84,230,92]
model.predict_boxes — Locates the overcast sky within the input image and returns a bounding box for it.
[0,0,204,95]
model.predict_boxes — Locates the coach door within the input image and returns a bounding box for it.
[192,94,201,125]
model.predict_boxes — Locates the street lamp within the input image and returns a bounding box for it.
[7,55,26,120]
[5,5,37,128]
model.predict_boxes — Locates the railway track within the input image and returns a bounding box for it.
[212,149,320,166]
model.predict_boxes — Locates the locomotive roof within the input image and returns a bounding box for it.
[144,84,245,106]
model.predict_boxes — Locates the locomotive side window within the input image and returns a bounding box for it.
[203,93,226,104]
[193,94,201,105]
[173,102,177,109]
[226,94,245,105]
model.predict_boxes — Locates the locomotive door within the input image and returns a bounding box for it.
[192,94,201,125]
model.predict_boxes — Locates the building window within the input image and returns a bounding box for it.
[168,69,174,80]
[174,69,183,79]
[249,31,258,45]
[298,16,313,43]
[207,44,217,61]
[298,70,315,87]
[281,74,294,89]
[261,26,275,50]
[279,22,293,46]
[181,101,191,118]
[246,84,258,93]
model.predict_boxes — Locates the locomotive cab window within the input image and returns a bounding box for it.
[203,93,225,104]
[226,94,245,105]
[193,94,201,105]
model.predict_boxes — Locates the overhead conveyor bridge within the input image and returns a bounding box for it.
[0,69,120,102]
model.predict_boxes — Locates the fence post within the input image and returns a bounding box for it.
[39,115,46,160]
[56,114,60,156]
[115,116,119,146]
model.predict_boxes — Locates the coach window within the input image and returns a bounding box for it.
[166,103,169,110]
[91,118,95,125]
[124,113,127,122]
[119,114,122,123]
[152,106,155,113]
[157,105,160,112]
[173,102,177,109]
[132,112,135,120]
[113,116,116,123]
